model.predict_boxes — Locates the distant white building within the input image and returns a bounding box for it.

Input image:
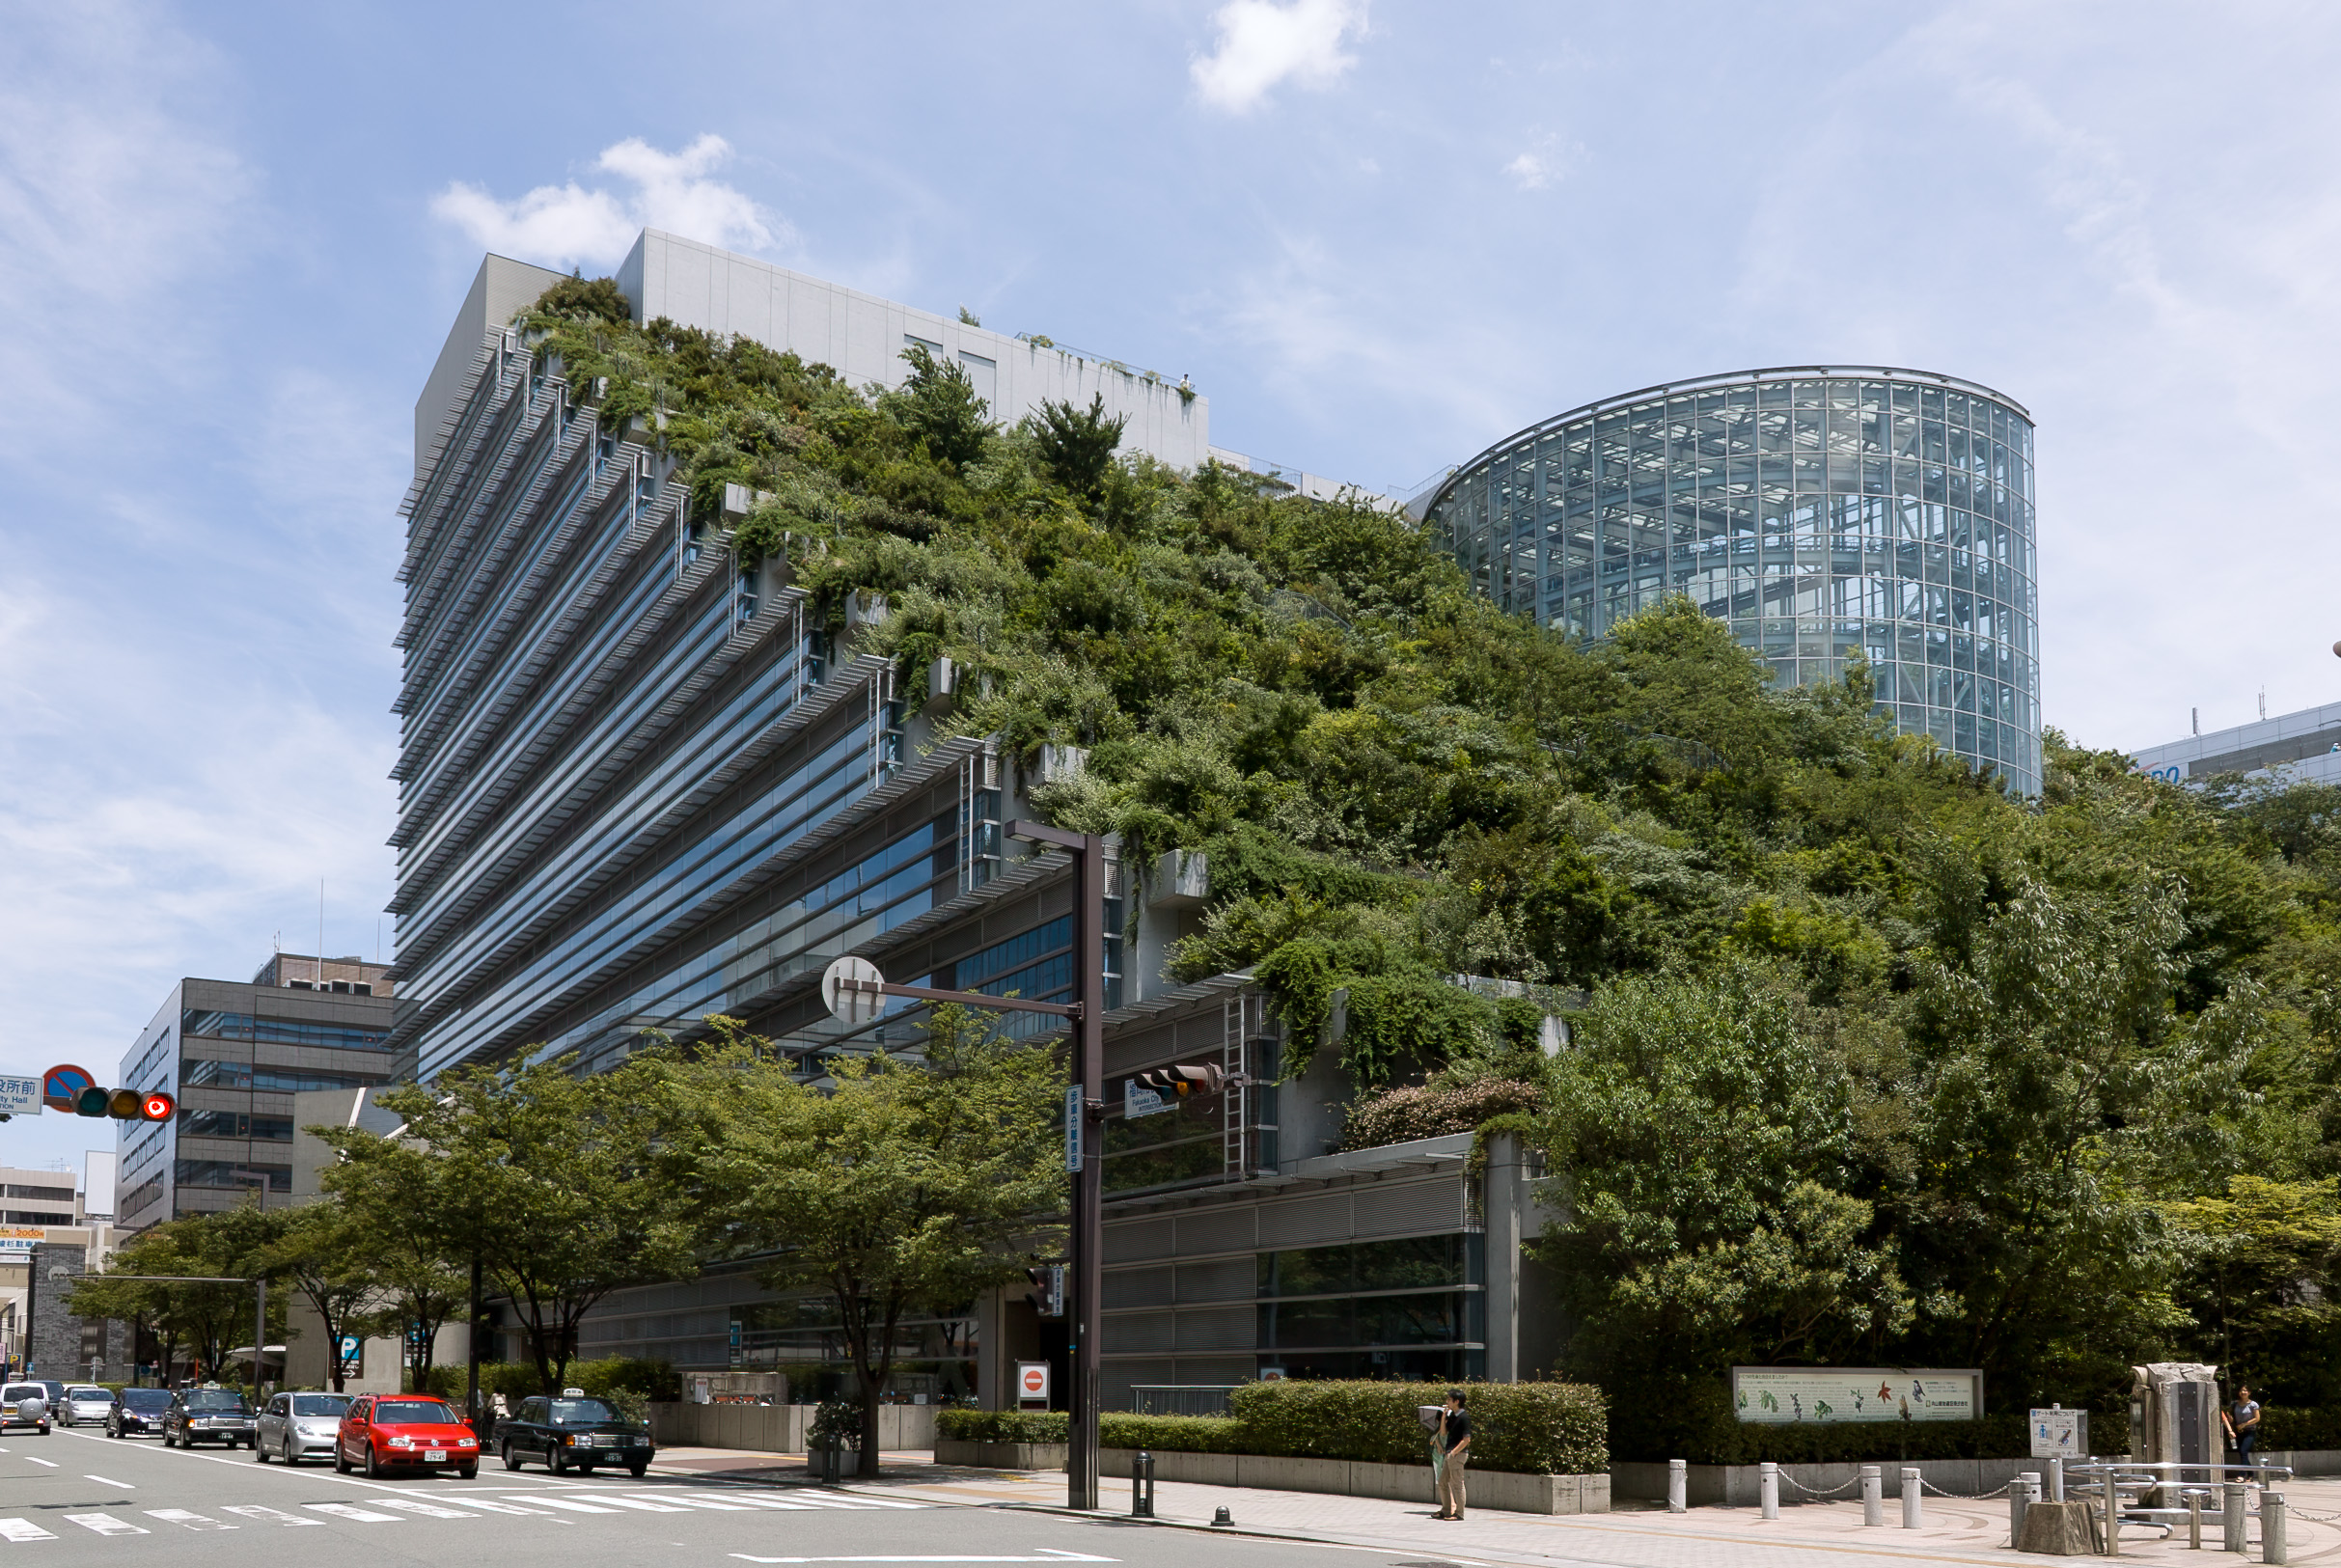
[2131,700,2341,787]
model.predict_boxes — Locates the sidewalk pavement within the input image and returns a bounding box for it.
[650,1447,2341,1568]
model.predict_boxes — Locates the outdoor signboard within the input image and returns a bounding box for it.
[1015,1361,1050,1406]
[0,1227,45,1256]
[0,1078,38,1118]
[2031,1407,2089,1459]
[1731,1366,1983,1424]
[1124,1080,1168,1118]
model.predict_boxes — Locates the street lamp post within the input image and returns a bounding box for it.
[818,819,1107,1511]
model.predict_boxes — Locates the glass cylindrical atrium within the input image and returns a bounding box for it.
[1423,367,2040,795]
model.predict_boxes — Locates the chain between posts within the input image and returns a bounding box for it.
[1776,1471,2011,1502]
[1776,1472,1863,1499]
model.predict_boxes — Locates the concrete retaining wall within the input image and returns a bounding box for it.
[1611,1449,2341,1504]
[648,1403,935,1454]
[933,1440,1606,1514]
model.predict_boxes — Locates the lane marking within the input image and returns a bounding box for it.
[456,1499,557,1515]
[146,1509,234,1531]
[24,1459,53,1469]
[221,1506,320,1527]
[0,1520,55,1542]
[81,1475,132,1489]
[303,1502,402,1523]
[642,1493,757,1510]
[730,1554,1115,1565]
[63,1516,146,1536]
[565,1494,693,1512]
[375,1499,479,1520]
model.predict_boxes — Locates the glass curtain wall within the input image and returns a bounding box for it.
[1426,369,2040,795]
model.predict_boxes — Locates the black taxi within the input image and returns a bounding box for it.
[495,1389,654,1476]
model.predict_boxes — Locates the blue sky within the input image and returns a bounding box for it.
[3,0,2337,1172]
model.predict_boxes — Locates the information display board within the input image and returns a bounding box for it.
[2030,1407,2089,1458]
[1731,1366,1983,1424]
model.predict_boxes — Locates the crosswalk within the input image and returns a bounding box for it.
[0,1488,929,1542]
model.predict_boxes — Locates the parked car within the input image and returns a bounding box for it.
[0,1384,50,1435]
[59,1386,114,1427]
[496,1390,653,1477]
[256,1390,351,1466]
[29,1381,66,1412]
[336,1394,480,1479]
[106,1387,171,1437]
[162,1387,255,1448]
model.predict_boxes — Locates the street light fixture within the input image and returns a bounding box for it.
[819,819,1107,1510]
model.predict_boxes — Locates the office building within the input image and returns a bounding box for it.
[0,1161,125,1377]
[2131,699,2341,787]
[397,231,1562,1404]
[115,953,397,1230]
[1418,367,2043,795]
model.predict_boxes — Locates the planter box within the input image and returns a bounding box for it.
[936,1439,1071,1470]
[1108,1446,1605,1515]
[650,1403,935,1455]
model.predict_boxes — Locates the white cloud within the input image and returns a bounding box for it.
[1505,152,1554,190]
[431,134,786,269]
[1192,0,1367,113]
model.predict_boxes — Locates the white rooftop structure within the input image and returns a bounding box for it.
[2131,699,2341,787]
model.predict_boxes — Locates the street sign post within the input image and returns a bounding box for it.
[41,1065,95,1113]
[816,819,1109,1510]
[1015,1361,1050,1407]
[1124,1080,1168,1118]
[0,1078,38,1119]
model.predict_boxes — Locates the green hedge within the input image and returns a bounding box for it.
[939,1381,1607,1475]
[416,1357,678,1406]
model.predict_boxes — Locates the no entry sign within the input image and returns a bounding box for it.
[1016,1361,1050,1404]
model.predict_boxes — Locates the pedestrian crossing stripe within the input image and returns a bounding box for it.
[377,1499,476,1519]
[522,1497,620,1514]
[144,1511,232,1530]
[565,1494,690,1512]
[0,1521,51,1542]
[304,1503,401,1523]
[221,1506,318,1527]
[64,1516,145,1536]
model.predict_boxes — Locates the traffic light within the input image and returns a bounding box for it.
[72,1088,173,1121]
[1132,1063,1225,1098]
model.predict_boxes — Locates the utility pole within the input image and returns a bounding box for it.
[817,820,1107,1511]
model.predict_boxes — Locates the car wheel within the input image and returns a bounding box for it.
[500,1439,522,1472]
[284,1436,300,1466]
[550,1446,569,1475]
[335,1442,350,1474]
[627,1460,649,1478]
[457,1465,478,1480]
[365,1444,385,1479]
[255,1437,269,1463]
[162,1427,175,1448]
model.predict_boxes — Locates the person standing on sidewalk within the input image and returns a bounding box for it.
[2224,1385,2263,1476]
[1435,1389,1473,1521]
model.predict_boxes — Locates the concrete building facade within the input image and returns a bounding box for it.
[2131,698,2341,788]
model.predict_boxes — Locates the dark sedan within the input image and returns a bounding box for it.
[106,1387,172,1438]
[496,1391,653,1476]
[162,1387,255,1447]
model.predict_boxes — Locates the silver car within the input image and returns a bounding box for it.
[255,1390,352,1465]
[59,1387,113,1427]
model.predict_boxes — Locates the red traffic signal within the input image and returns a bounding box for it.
[72,1087,175,1121]
[1133,1064,1225,1098]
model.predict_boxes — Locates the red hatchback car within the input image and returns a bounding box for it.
[336,1395,481,1478]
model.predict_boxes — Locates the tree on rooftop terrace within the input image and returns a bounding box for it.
[514,277,2341,1427]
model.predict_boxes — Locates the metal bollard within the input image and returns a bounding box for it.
[2226,1481,2248,1554]
[1760,1461,1778,1520]
[2107,1470,2122,1558]
[1902,1467,1922,1529]
[2262,1491,2286,1565]
[2012,1472,2040,1548]
[1667,1458,1686,1514]
[1862,1465,1883,1527]
[1131,1450,1154,1519]
[2190,1489,2204,1549]
[2050,1454,2064,1502]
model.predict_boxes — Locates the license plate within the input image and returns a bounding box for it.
[425,1450,447,1462]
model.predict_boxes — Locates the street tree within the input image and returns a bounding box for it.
[259,1202,386,1393]
[340,1052,694,1396]
[654,1011,1063,1472]
[315,1131,469,1390]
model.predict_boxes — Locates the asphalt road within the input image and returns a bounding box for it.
[0,1426,1410,1568]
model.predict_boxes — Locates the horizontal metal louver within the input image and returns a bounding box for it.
[1173,1307,1254,1353]
[1174,1206,1256,1256]
[1113,1311,1177,1355]
[1105,1266,1175,1309]
[1351,1176,1470,1240]
[1106,1217,1177,1263]
[1256,1193,1352,1249]
[1175,1256,1254,1304]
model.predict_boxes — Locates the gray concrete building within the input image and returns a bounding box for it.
[116,953,398,1231]
[2130,697,2341,788]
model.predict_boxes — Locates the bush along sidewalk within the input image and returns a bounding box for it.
[938,1379,1606,1475]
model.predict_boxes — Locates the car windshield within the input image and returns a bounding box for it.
[181,1390,249,1413]
[68,1388,107,1400]
[291,1394,351,1417]
[372,1400,460,1425]
[121,1389,171,1410]
[550,1399,618,1424]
